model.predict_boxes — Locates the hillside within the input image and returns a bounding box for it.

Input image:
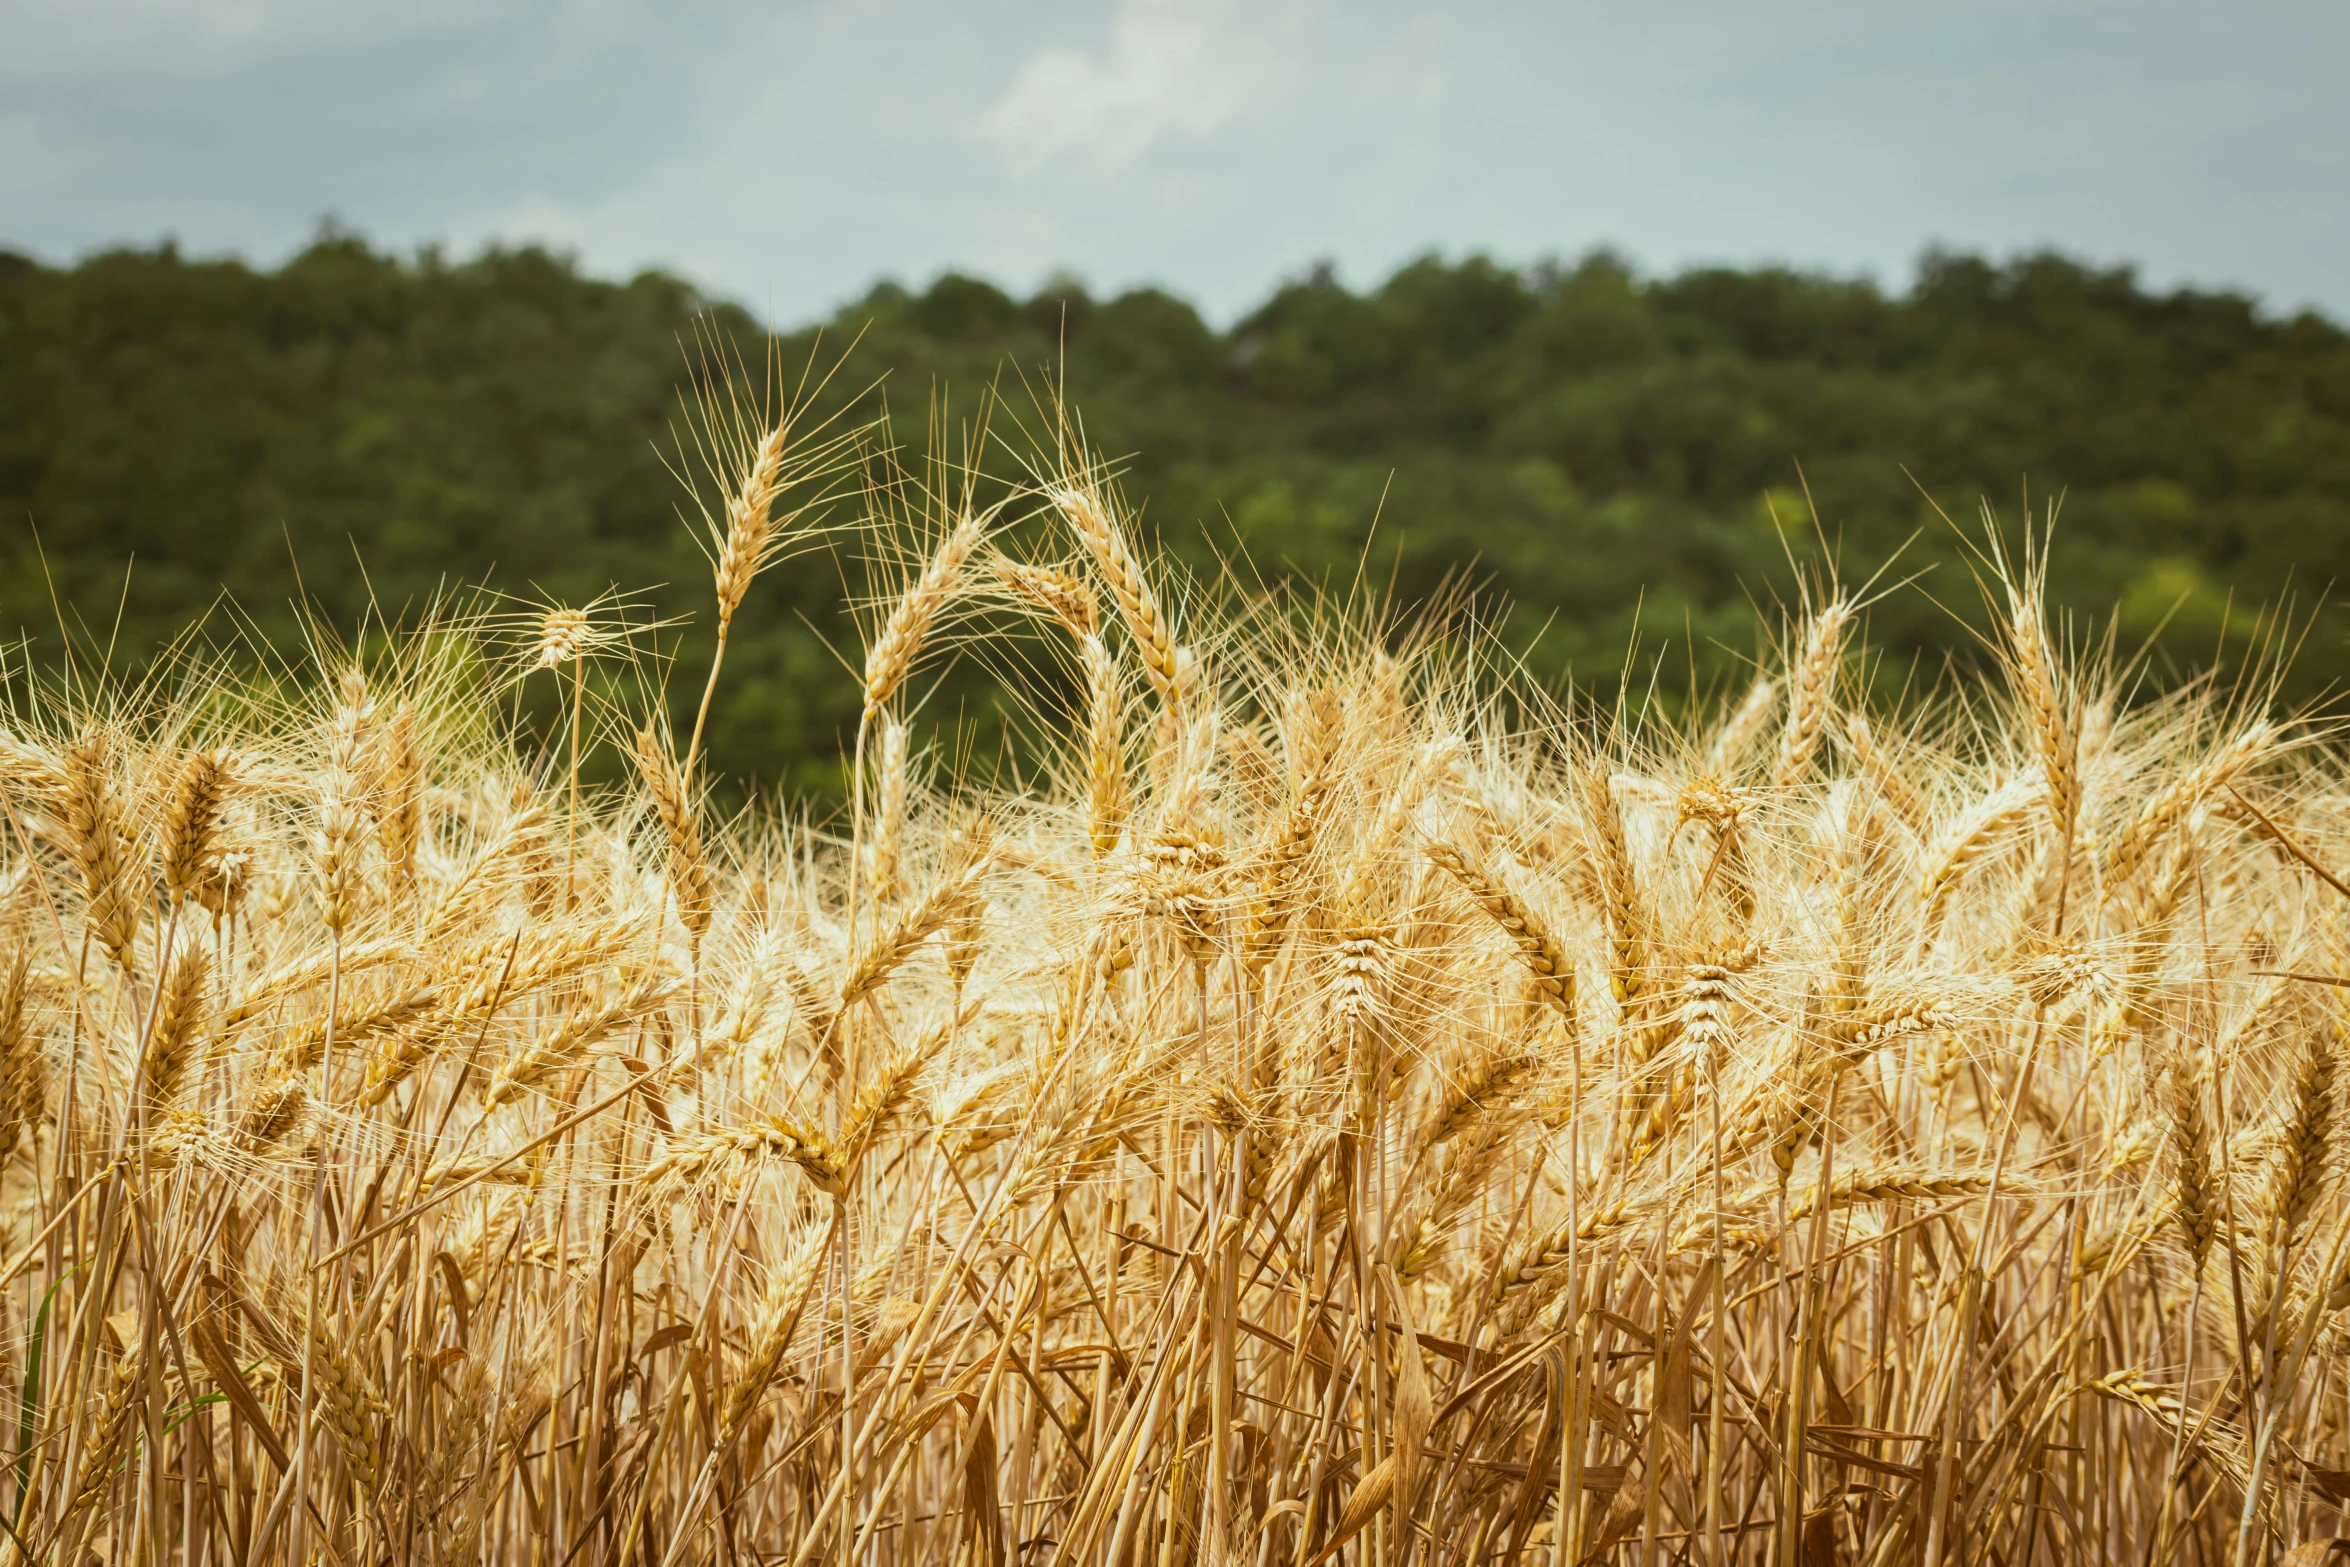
[4,233,2345,794]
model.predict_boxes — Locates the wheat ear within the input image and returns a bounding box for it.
[838,853,991,1014]
[67,1348,144,1519]
[240,1079,311,1149]
[1243,685,1342,973]
[941,818,994,1000]
[160,747,231,898]
[1339,737,1454,921]
[1786,1168,1999,1220]
[0,948,42,1157]
[995,560,1099,638]
[2103,721,2276,893]
[142,942,210,1117]
[2166,1049,2217,1261]
[361,918,636,1105]
[645,1117,839,1193]
[687,398,822,777]
[60,731,140,965]
[318,680,371,934]
[483,973,677,1110]
[996,559,1125,859]
[2008,586,2079,835]
[1579,763,1647,1005]
[838,1004,969,1176]
[863,511,986,719]
[636,725,714,941]
[1917,777,2041,938]
[303,1305,390,1487]
[714,412,795,633]
[375,700,424,900]
[2258,1016,2339,1255]
[1081,634,1129,860]
[1424,842,1575,1017]
[722,1221,834,1443]
[1056,481,1179,706]
[1773,599,1850,788]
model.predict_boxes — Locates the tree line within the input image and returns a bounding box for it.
[3,232,2344,797]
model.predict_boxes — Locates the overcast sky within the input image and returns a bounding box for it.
[4,0,2344,324]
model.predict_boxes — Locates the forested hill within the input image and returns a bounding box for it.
[3,234,2347,796]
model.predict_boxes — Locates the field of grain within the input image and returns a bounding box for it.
[0,388,2343,1566]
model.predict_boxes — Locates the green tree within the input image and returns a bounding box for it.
[5,234,2345,798]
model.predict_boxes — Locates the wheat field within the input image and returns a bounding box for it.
[0,390,2345,1567]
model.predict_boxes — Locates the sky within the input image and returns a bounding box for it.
[4,0,2346,325]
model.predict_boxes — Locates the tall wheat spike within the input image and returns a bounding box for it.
[685,384,847,777]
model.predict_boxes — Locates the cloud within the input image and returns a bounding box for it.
[5,0,2348,325]
[0,0,515,82]
[978,0,1297,176]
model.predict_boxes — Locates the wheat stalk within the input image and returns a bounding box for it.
[868,716,908,907]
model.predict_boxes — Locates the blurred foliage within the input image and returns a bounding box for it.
[4,233,2347,801]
